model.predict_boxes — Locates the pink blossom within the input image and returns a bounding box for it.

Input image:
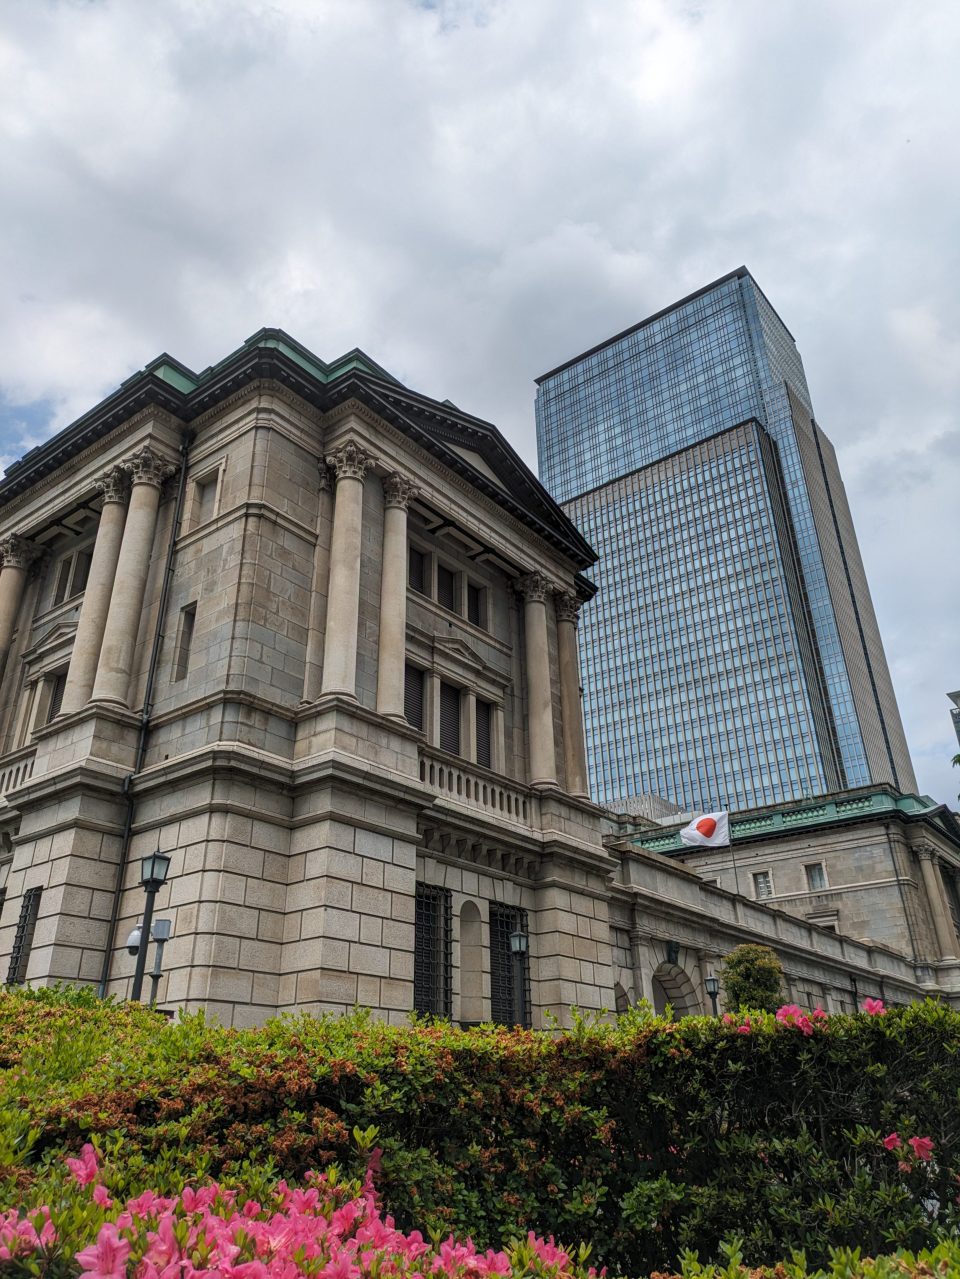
[909,1136,935,1162]
[811,1008,828,1020]
[898,1159,912,1173]
[863,997,886,1015]
[882,1132,901,1151]
[75,1222,131,1278]
[66,1143,100,1187]
[92,1185,112,1208]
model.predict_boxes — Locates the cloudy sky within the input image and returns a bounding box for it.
[1,0,958,806]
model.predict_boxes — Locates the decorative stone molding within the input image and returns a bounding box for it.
[124,445,175,489]
[382,472,419,510]
[554,591,581,625]
[916,843,939,864]
[515,571,550,604]
[0,535,39,570]
[317,461,334,493]
[326,441,373,483]
[97,466,130,505]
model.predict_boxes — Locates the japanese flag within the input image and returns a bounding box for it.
[679,811,730,848]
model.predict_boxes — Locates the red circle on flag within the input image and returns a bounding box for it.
[696,817,717,838]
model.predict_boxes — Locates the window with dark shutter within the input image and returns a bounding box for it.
[409,546,426,595]
[45,672,67,723]
[414,883,452,1016]
[404,664,424,729]
[437,563,456,611]
[467,583,485,627]
[6,886,41,985]
[490,903,530,1027]
[70,550,92,597]
[52,559,72,607]
[476,699,492,769]
[439,682,461,754]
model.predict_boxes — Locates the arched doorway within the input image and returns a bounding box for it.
[651,962,702,1016]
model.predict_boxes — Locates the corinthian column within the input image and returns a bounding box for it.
[0,535,38,677]
[555,591,590,798]
[321,441,373,698]
[377,472,418,719]
[91,447,173,707]
[517,571,558,787]
[917,844,960,960]
[61,467,130,714]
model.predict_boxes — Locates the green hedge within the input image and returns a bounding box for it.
[1,987,958,1274]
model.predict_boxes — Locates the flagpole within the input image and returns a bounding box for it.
[728,824,741,897]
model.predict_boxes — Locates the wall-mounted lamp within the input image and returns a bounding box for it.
[704,973,720,1017]
[130,847,172,1003]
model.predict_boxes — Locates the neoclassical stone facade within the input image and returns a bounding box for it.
[0,333,613,1026]
[0,330,956,1024]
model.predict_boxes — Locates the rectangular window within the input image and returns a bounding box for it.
[439,681,461,755]
[51,549,93,607]
[194,475,218,526]
[52,559,72,607]
[753,870,773,900]
[467,582,485,628]
[804,862,827,892]
[413,883,452,1017]
[490,903,530,1028]
[437,563,457,611]
[409,546,427,595]
[6,886,41,985]
[404,664,425,730]
[45,671,67,724]
[172,603,197,683]
[476,699,492,769]
[71,550,92,597]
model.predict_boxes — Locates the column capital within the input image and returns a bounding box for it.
[97,465,131,505]
[326,440,374,483]
[124,445,175,489]
[0,535,39,570]
[382,471,419,510]
[554,591,582,625]
[516,571,550,604]
[916,842,940,864]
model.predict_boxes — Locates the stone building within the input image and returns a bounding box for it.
[0,328,955,1025]
[0,330,613,1027]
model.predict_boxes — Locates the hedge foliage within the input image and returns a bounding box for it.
[1,986,959,1275]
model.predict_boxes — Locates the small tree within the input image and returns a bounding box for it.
[720,943,783,1012]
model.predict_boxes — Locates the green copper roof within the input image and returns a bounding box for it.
[636,788,948,855]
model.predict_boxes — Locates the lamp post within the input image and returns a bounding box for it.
[510,925,529,1028]
[705,974,720,1017]
[130,848,171,1003]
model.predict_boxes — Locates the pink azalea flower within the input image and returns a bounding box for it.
[863,997,886,1015]
[882,1132,901,1151]
[92,1185,112,1209]
[66,1144,100,1187]
[811,1008,828,1020]
[909,1136,935,1162]
[75,1222,130,1278]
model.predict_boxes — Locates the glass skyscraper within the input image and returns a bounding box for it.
[535,268,916,812]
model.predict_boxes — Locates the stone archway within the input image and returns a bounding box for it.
[651,962,702,1016]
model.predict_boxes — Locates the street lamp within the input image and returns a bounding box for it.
[509,926,529,1027]
[130,848,171,1003]
[705,973,720,1017]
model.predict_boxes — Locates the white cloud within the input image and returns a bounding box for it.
[1,0,958,802]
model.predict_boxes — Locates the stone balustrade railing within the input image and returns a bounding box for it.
[418,746,538,829]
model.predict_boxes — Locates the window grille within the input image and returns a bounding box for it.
[404,664,425,730]
[467,583,484,627]
[439,682,460,755]
[753,870,773,899]
[6,886,41,985]
[476,699,492,769]
[490,903,530,1028]
[409,546,426,595]
[437,564,456,611]
[414,883,452,1016]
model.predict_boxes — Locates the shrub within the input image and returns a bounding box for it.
[1,988,958,1274]
[720,943,784,1012]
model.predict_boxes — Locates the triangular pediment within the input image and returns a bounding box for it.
[21,620,78,663]
[432,635,507,686]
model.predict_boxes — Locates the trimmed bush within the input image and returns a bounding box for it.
[1,986,958,1274]
[720,943,784,1012]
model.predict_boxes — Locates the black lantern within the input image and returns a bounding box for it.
[131,845,172,1002]
[704,973,720,1017]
